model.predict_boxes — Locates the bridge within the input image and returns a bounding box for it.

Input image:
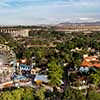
[0,27,30,37]
[0,26,47,37]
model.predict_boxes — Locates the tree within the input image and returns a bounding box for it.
[63,87,85,100]
[36,49,45,59]
[89,71,100,88]
[16,44,25,59]
[0,35,6,44]
[35,87,46,100]
[48,59,63,87]
[87,90,100,100]
[0,87,35,100]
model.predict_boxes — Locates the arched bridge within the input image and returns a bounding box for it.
[0,26,45,38]
[0,27,30,37]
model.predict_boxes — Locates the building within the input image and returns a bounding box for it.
[34,74,48,85]
[81,56,100,68]
[19,64,31,75]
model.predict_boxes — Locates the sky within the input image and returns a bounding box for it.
[0,0,100,25]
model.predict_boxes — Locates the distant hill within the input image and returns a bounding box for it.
[58,21,100,26]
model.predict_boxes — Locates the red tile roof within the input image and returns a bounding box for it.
[81,56,100,68]
[93,64,100,68]
[81,60,93,67]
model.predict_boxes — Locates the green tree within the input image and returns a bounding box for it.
[0,35,6,44]
[63,87,85,100]
[48,59,63,86]
[89,71,100,88]
[87,90,100,100]
[0,87,35,100]
[35,87,46,100]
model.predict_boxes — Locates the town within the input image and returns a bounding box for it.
[1,23,100,100]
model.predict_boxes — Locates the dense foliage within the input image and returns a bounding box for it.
[0,87,35,100]
[1,30,100,100]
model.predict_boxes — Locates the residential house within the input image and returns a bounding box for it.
[81,56,100,68]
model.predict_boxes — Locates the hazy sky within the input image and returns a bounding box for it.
[0,0,100,25]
